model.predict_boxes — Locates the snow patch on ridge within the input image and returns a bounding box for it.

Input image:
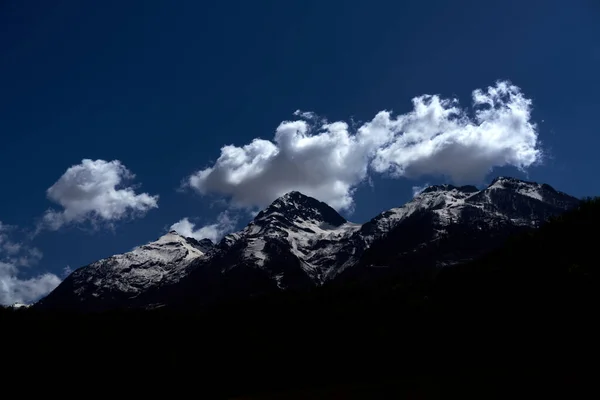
[65,231,211,299]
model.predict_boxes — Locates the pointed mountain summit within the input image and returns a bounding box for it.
[254,191,347,228]
[201,191,360,290]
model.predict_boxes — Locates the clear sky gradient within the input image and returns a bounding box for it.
[1,0,599,303]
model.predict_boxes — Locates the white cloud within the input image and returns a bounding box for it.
[62,265,73,278]
[41,159,159,230]
[0,223,42,267]
[293,109,317,120]
[0,222,60,306]
[411,183,430,198]
[2,241,21,255]
[0,223,20,255]
[371,81,540,184]
[0,262,61,306]
[170,211,237,243]
[186,81,541,210]
[187,120,383,211]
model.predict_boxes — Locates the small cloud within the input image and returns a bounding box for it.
[62,265,73,278]
[0,262,61,306]
[412,183,430,198]
[367,176,375,189]
[39,159,159,231]
[293,109,317,120]
[13,247,43,268]
[0,221,60,305]
[170,211,237,243]
[0,223,43,267]
[1,240,21,255]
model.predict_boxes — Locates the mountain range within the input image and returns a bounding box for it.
[35,177,580,311]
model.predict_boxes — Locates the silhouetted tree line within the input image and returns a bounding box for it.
[2,198,598,396]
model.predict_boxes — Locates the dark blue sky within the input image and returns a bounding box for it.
[1,0,599,298]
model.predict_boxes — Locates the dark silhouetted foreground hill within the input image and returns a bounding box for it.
[2,197,598,397]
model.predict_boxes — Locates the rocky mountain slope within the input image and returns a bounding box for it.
[36,177,580,310]
[336,177,580,284]
[36,231,213,310]
[205,191,361,286]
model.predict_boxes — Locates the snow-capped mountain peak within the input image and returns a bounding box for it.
[486,176,545,201]
[35,230,214,310]
[254,191,347,227]
[358,177,579,250]
[361,184,478,238]
[204,191,360,286]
